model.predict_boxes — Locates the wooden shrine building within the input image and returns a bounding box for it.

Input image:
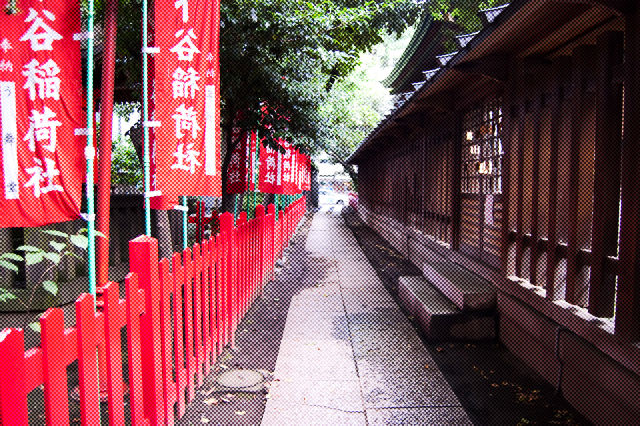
[348,0,640,422]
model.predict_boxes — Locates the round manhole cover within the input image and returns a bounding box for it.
[216,369,264,389]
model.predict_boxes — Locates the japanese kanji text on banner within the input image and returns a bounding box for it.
[152,0,221,199]
[0,1,86,227]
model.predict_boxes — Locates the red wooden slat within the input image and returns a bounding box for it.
[101,282,127,426]
[125,273,150,426]
[181,247,195,403]
[128,235,165,425]
[158,259,177,425]
[0,329,29,425]
[75,294,101,426]
[41,308,71,426]
[171,253,187,418]
[191,243,204,386]
[24,348,43,393]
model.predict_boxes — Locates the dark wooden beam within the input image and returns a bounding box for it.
[558,0,631,16]
[545,57,572,300]
[615,10,640,341]
[453,54,510,82]
[588,31,624,318]
[565,45,596,306]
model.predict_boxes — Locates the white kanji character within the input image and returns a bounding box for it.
[172,66,200,99]
[171,142,201,174]
[24,157,62,197]
[23,107,62,152]
[283,172,291,182]
[265,156,276,170]
[172,104,200,139]
[283,160,291,170]
[22,59,61,101]
[230,152,241,166]
[0,60,13,72]
[175,0,189,23]
[0,38,12,53]
[265,146,275,154]
[264,172,276,184]
[170,28,200,61]
[19,8,63,51]
[228,170,241,183]
[41,157,62,193]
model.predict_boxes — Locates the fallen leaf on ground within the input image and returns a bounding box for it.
[424,364,429,369]
[236,411,246,416]
[201,388,214,396]
[200,416,210,423]
[203,397,219,405]
[436,347,444,352]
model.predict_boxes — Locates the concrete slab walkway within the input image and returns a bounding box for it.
[261,212,472,425]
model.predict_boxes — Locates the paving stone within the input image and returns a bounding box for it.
[262,401,366,426]
[266,379,363,412]
[367,407,473,425]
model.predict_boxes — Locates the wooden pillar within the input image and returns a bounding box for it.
[500,57,519,274]
[564,45,596,306]
[545,57,572,300]
[451,112,463,251]
[616,10,640,341]
[588,31,624,317]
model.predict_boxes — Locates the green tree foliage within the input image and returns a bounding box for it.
[314,30,415,185]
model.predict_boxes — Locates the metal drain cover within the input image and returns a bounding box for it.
[216,369,264,389]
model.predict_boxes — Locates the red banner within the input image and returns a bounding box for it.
[0,1,86,227]
[151,0,221,200]
[225,127,250,194]
[301,154,311,191]
[258,138,283,194]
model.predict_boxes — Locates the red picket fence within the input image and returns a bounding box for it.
[0,197,306,426]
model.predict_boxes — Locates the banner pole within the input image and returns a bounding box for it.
[85,0,97,300]
[182,196,188,250]
[234,195,238,225]
[141,0,151,236]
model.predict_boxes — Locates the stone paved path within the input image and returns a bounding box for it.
[261,212,472,425]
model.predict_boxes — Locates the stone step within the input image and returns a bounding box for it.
[422,261,496,311]
[398,276,496,341]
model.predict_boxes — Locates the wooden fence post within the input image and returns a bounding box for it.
[128,235,164,425]
[0,329,28,425]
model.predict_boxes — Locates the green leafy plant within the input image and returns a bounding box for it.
[0,228,106,332]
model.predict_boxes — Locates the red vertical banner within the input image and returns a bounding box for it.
[258,138,283,194]
[225,128,250,194]
[0,1,86,227]
[152,0,221,199]
[280,140,300,195]
[302,154,311,191]
[248,130,258,191]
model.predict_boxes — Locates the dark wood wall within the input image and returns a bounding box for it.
[357,24,637,337]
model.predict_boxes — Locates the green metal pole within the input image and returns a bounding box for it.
[275,194,279,220]
[142,0,152,236]
[234,195,238,225]
[182,196,188,250]
[85,0,97,301]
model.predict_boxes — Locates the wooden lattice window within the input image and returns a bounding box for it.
[461,100,503,194]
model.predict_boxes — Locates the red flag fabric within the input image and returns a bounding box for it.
[225,127,250,194]
[301,154,311,191]
[0,1,86,227]
[258,138,284,194]
[280,140,299,195]
[151,0,221,200]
